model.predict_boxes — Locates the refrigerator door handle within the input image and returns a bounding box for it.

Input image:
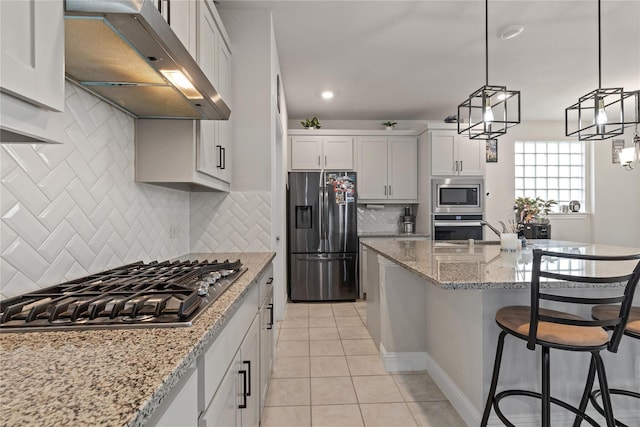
[302,254,356,261]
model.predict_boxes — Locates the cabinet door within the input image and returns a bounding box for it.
[358,137,389,200]
[324,136,354,170]
[240,316,260,427]
[259,291,274,417]
[0,0,64,112]
[154,365,199,427]
[166,0,196,58]
[456,136,485,176]
[199,351,241,427]
[430,131,457,176]
[197,121,221,178]
[217,38,232,105]
[291,136,323,170]
[216,39,232,183]
[388,137,417,200]
[198,2,219,88]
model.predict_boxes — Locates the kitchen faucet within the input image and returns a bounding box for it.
[480,220,502,238]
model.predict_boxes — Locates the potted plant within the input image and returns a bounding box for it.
[301,117,321,129]
[514,196,557,224]
[382,121,397,130]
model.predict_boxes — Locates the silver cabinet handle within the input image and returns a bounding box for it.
[325,155,327,166]
[454,160,458,173]
[388,185,392,196]
[460,161,463,172]
[317,156,321,167]
[384,185,387,195]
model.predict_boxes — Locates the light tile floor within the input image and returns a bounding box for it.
[262,301,467,427]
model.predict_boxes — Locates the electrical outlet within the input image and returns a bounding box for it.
[169,226,181,239]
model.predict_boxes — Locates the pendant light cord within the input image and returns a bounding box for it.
[598,0,602,89]
[485,0,489,86]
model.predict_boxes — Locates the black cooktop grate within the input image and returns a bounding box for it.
[0,259,246,332]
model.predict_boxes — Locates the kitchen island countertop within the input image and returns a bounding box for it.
[0,251,275,427]
[361,238,640,289]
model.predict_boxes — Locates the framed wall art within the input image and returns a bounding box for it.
[486,139,498,163]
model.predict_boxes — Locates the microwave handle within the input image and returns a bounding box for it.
[433,221,483,227]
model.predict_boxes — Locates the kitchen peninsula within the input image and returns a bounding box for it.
[361,238,640,426]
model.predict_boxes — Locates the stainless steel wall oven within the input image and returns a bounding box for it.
[432,214,484,240]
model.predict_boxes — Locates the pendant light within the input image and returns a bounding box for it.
[458,0,521,140]
[565,0,637,141]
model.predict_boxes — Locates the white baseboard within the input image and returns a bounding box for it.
[379,343,427,372]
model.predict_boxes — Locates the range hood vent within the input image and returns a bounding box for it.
[64,0,230,120]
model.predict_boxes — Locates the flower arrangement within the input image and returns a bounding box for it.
[382,121,397,129]
[301,117,321,129]
[514,197,557,224]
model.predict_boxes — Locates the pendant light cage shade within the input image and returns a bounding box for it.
[458,85,521,140]
[565,87,636,141]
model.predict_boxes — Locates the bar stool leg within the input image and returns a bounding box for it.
[573,356,597,427]
[542,346,551,427]
[481,330,508,427]
[593,352,616,427]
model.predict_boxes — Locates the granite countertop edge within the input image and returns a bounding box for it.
[362,240,634,290]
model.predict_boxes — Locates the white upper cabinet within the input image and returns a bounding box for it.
[0,0,64,112]
[290,135,354,170]
[430,130,484,176]
[157,0,197,58]
[0,0,65,143]
[196,1,232,184]
[357,136,418,202]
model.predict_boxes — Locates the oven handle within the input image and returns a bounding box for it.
[433,221,483,227]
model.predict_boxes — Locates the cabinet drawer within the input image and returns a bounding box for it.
[257,264,274,307]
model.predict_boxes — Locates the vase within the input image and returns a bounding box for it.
[385,126,393,131]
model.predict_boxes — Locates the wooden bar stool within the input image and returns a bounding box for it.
[574,305,640,427]
[480,249,640,427]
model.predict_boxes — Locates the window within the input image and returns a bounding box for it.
[514,141,586,210]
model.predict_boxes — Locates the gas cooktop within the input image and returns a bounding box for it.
[0,259,246,333]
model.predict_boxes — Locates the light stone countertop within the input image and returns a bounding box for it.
[361,239,640,290]
[0,251,275,427]
[358,231,430,238]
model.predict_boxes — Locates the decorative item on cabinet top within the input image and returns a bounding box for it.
[301,117,321,129]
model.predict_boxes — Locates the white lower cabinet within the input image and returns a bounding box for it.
[148,263,274,427]
[259,285,275,415]
[200,315,260,427]
[149,363,199,426]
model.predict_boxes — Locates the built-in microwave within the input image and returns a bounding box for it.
[432,178,484,213]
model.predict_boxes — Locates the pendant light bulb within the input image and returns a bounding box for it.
[484,97,494,122]
[595,97,608,125]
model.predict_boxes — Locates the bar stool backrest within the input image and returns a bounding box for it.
[529,249,640,352]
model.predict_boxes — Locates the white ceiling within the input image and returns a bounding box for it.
[219,1,640,122]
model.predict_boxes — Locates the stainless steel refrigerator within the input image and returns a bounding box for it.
[287,171,358,301]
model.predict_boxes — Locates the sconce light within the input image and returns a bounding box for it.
[620,126,640,171]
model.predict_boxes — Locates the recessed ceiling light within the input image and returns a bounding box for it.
[321,91,334,99]
[498,25,524,40]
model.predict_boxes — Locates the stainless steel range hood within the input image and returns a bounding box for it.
[64,0,230,120]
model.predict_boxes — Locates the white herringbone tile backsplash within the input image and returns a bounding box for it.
[0,82,190,299]
[357,205,406,233]
[190,192,271,252]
